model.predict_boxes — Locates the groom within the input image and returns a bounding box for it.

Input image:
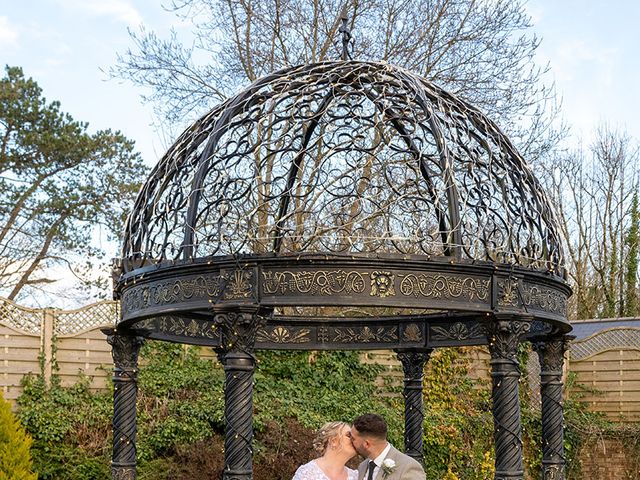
[350,413,425,480]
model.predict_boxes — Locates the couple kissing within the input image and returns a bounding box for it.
[292,413,425,480]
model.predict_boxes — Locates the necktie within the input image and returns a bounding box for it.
[367,460,376,480]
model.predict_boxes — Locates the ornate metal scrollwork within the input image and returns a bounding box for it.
[120,61,564,275]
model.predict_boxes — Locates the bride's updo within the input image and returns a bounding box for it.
[313,421,349,455]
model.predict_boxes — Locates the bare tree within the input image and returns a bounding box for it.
[112,0,563,160]
[547,126,640,319]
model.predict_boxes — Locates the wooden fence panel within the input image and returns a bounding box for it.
[0,297,117,405]
[56,328,113,390]
[569,327,640,421]
[0,323,41,403]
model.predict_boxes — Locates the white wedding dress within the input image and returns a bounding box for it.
[292,460,358,480]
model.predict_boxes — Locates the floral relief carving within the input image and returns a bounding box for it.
[498,279,520,307]
[532,337,568,373]
[431,322,483,341]
[402,323,422,342]
[107,333,144,369]
[222,270,253,300]
[318,327,329,343]
[497,279,568,316]
[168,318,218,338]
[332,326,398,343]
[213,310,267,352]
[134,317,219,339]
[484,320,531,361]
[256,326,311,344]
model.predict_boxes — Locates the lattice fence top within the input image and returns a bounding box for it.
[0,298,42,335]
[0,297,118,336]
[570,327,640,361]
[55,301,119,335]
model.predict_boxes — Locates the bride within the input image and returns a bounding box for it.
[292,421,358,480]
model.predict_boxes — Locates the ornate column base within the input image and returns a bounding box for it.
[111,465,136,480]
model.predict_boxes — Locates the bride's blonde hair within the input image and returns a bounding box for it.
[313,421,349,455]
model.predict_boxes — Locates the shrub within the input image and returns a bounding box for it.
[0,391,37,480]
[16,374,111,480]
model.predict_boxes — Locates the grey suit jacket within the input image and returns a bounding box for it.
[357,445,425,480]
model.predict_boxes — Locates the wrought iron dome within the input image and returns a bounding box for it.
[120,60,564,276]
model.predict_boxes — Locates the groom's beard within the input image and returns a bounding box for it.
[352,443,368,458]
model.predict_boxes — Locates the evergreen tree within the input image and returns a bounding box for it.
[0,66,147,301]
[0,391,37,480]
[625,192,640,316]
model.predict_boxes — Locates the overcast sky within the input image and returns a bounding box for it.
[1,0,639,306]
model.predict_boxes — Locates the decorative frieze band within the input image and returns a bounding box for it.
[131,317,426,349]
[117,262,569,327]
[497,278,568,318]
[261,270,367,296]
[260,268,491,302]
[134,317,220,340]
[399,274,489,301]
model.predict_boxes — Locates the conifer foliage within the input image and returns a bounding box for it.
[0,392,37,480]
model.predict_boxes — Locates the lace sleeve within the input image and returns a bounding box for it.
[291,461,316,480]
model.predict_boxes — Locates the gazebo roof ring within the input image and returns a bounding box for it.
[114,60,572,345]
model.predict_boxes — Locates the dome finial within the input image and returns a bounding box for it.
[339,5,352,60]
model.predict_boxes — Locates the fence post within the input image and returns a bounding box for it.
[42,309,55,387]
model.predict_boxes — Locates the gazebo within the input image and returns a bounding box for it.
[106,24,572,480]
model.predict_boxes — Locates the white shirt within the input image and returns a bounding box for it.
[367,443,392,479]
